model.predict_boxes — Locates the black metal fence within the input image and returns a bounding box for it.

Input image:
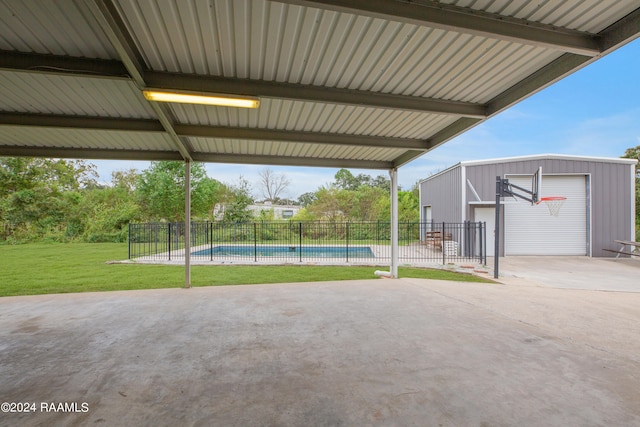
[128,221,486,265]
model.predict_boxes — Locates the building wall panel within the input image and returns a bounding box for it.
[420,166,463,223]
[426,156,636,257]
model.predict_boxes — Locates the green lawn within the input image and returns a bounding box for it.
[0,243,492,297]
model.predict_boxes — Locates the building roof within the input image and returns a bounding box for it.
[1,1,639,170]
[460,153,639,167]
[420,153,638,183]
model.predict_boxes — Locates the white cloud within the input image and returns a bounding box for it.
[560,108,640,157]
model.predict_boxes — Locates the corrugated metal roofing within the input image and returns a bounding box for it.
[0,0,117,58]
[0,72,154,118]
[1,0,639,169]
[170,100,457,138]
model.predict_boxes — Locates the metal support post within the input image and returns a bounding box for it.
[390,168,399,278]
[184,160,191,288]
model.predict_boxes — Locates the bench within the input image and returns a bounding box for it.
[604,240,640,258]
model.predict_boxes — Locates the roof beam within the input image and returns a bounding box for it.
[1,113,428,150]
[144,72,486,118]
[392,5,640,168]
[176,125,428,150]
[0,143,393,169]
[0,51,486,118]
[600,6,640,54]
[193,152,393,169]
[283,0,601,56]
[393,117,482,167]
[0,145,181,161]
[486,54,589,117]
[0,50,128,79]
[487,7,640,117]
[0,112,163,132]
[84,0,193,161]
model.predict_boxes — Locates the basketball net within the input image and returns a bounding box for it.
[538,196,566,217]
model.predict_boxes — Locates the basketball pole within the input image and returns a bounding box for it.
[494,177,501,279]
[493,171,540,279]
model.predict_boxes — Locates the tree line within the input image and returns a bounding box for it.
[623,145,640,235]
[0,158,418,244]
[4,146,638,244]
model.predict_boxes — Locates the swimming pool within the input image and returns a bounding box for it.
[192,245,375,258]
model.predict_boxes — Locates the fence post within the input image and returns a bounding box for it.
[299,222,303,262]
[481,221,486,265]
[128,223,131,259]
[254,223,258,262]
[464,221,468,258]
[476,221,481,264]
[346,222,349,263]
[168,223,171,261]
[442,221,446,265]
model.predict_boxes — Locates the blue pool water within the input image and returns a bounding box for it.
[192,245,375,258]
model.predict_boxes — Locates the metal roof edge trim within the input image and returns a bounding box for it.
[193,153,393,169]
[418,162,463,184]
[459,154,638,167]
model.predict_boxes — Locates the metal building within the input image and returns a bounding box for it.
[419,154,637,257]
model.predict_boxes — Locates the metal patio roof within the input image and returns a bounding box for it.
[1,0,639,170]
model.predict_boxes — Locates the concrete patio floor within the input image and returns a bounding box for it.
[495,255,640,292]
[1,275,639,426]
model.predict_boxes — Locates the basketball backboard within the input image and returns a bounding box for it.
[531,166,542,205]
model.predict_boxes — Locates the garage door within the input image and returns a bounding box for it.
[505,175,587,256]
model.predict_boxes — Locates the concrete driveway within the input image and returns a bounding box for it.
[495,256,640,292]
[1,277,639,426]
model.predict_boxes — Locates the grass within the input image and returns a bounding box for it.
[0,243,493,297]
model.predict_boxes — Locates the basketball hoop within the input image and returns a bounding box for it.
[538,196,566,216]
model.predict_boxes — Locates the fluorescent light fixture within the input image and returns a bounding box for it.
[143,90,260,108]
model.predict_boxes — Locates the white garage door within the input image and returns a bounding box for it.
[505,175,587,256]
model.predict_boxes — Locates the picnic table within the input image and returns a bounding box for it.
[603,240,640,258]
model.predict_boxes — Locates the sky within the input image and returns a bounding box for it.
[92,38,640,199]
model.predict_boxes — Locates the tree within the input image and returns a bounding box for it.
[76,185,142,242]
[258,168,290,202]
[307,187,346,221]
[136,161,221,221]
[370,174,390,191]
[0,157,97,241]
[352,186,388,221]
[622,146,640,234]
[623,146,640,177]
[334,169,359,191]
[219,176,254,223]
[111,168,139,191]
[333,168,390,192]
[297,191,317,207]
[301,169,417,222]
